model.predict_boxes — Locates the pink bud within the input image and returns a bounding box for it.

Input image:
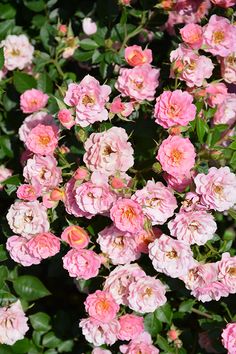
[82,18,97,36]
[58,109,75,129]
[50,188,65,201]
[74,167,89,181]
[110,176,125,189]
[58,24,67,34]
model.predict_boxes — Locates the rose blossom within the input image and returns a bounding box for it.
[19,112,56,143]
[213,93,236,126]
[97,225,140,265]
[92,349,112,354]
[61,225,89,249]
[135,227,162,254]
[0,300,29,345]
[168,210,217,245]
[149,234,195,278]
[221,323,236,354]
[7,200,49,238]
[218,252,236,293]
[79,317,119,346]
[124,45,152,67]
[163,172,192,193]
[157,135,196,176]
[132,180,177,225]
[110,198,144,233]
[20,89,48,114]
[127,276,167,313]
[192,281,229,302]
[203,15,236,57]
[205,82,228,108]
[211,0,236,6]
[194,166,236,211]
[64,75,111,127]
[82,18,97,36]
[1,34,34,71]
[16,184,40,201]
[120,335,159,354]
[182,262,218,291]
[118,314,144,341]
[220,52,236,84]
[115,63,160,101]
[6,235,41,266]
[62,249,101,279]
[180,23,203,49]
[26,232,60,260]
[154,90,196,128]
[109,97,133,117]
[0,165,12,190]
[25,124,58,155]
[180,192,208,212]
[58,109,75,129]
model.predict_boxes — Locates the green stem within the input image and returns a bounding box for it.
[192,308,213,319]
[119,11,147,52]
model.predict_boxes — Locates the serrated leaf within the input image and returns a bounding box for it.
[30,312,52,332]
[179,299,196,313]
[58,340,74,353]
[155,303,173,324]
[0,4,16,20]
[0,47,4,70]
[42,332,62,348]
[79,39,99,50]
[13,275,51,301]
[144,313,162,336]
[13,71,37,93]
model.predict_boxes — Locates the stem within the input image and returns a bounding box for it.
[192,308,213,319]
[119,11,147,52]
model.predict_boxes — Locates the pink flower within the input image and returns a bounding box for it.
[26,232,60,260]
[0,300,29,345]
[104,263,146,305]
[1,34,34,71]
[97,225,140,265]
[84,127,134,175]
[135,228,162,254]
[92,349,111,354]
[194,166,236,211]
[205,82,228,108]
[157,135,196,176]
[82,18,97,36]
[120,0,132,4]
[79,317,119,346]
[180,23,203,49]
[25,124,58,155]
[163,172,192,193]
[182,262,218,291]
[124,45,152,67]
[192,281,229,302]
[115,64,160,101]
[120,337,159,354]
[20,89,48,114]
[0,165,12,190]
[16,184,40,201]
[132,180,177,225]
[58,109,75,129]
[149,234,195,278]
[7,200,49,238]
[211,0,236,6]
[62,249,101,279]
[109,97,133,117]
[19,112,56,143]
[218,252,236,293]
[74,167,89,180]
[180,192,209,212]
[221,323,236,354]
[23,154,62,194]
[213,93,236,126]
[61,225,89,249]
[64,75,111,127]
[110,198,145,233]
[154,90,196,128]
[6,235,41,266]
[203,15,236,57]
[42,192,58,209]
[118,314,144,341]
[127,276,167,313]
[220,52,236,84]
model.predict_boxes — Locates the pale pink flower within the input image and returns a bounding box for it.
[0,165,12,190]
[0,300,29,345]
[16,184,40,201]
[203,15,236,57]
[120,338,159,354]
[1,34,34,71]
[157,135,196,176]
[26,232,60,260]
[168,210,217,245]
[20,89,48,114]
[6,235,41,266]
[104,263,146,305]
[180,23,203,49]
[92,349,111,354]
[109,97,133,117]
[110,198,145,233]
[25,124,58,155]
[74,167,89,181]
[58,109,75,129]
[218,252,236,293]
[192,281,229,302]
[163,172,192,193]
[182,262,218,291]
[82,18,97,36]
[127,276,167,313]
[194,166,236,211]
[132,180,177,225]
[79,317,119,346]
[180,192,208,212]
[97,225,140,265]
[62,249,101,279]
[84,127,134,175]
[19,112,56,143]
[220,52,236,84]
[213,93,236,126]
[118,314,144,341]
[84,290,119,323]
[222,323,236,354]
[149,234,195,278]
[124,45,152,67]
[61,225,89,249]
[7,200,49,238]
[115,64,160,101]
[205,82,228,108]
[211,0,236,6]
[154,90,196,128]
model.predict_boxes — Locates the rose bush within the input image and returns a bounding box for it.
[0,0,235,353]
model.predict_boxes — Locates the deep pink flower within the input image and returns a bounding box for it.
[124,45,152,66]
[26,232,60,260]
[20,89,48,113]
[109,97,133,117]
[221,323,236,354]
[16,184,40,201]
[211,0,236,6]
[118,314,144,341]
[58,109,75,129]
[180,23,203,49]
[61,225,89,249]
[25,124,58,155]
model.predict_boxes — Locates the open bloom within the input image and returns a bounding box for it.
[61,225,89,249]
[19,112,56,143]
[120,332,160,354]
[221,323,236,354]
[16,184,40,201]
[26,232,60,260]
[118,314,144,341]
[205,82,228,108]
[6,235,41,266]
[220,52,236,84]
[124,45,152,66]
[218,253,236,294]
[180,23,203,49]
[213,93,236,126]
[20,89,48,114]
[25,124,58,155]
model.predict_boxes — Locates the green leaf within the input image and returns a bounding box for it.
[144,313,162,336]
[0,135,13,158]
[24,0,45,12]
[79,39,99,50]
[53,96,67,110]
[0,20,15,40]
[37,72,53,94]
[0,290,17,306]
[179,299,196,313]
[42,332,62,348]
[228,141,236,150]
[228,208,236,220]
[11,339,32,354]
[13,275,51,301]
[0,345,14,354]
[58,340,74,353]
[0,244,8,261]
[0,4,16,19]
[73,50,94,62]
[0,47,4,70]
[13,71,37,93]
[30,312,52,332]
[155,303,173,324]
[155,335,175,353]
[1,174,21,186]
[196,117,208,144]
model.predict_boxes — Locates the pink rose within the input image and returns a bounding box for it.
[62,249,101,279]
[157,135,196,176]
[58,109,75,129]
[6,235,41,266]
[221,323,236,354]
[25,124,58,155]
[109,97,133,117]
[180,192,208,212]
[218,252,236,293]
[211,0,236,6]
[135,227,162,254]
[92,349,112,354]
[213,93,236,126]
[82,18,97,36]
[19,112,56,143]
[205,82,228,107]
[84,127,134,175]
[180,23,203,49]
[220,52,236,84]
[163,172,192,192]
[115,64,160,101]
[182,262,218,291]
[120,340,159,354]
[26,232,60,260]
[154,90,196,128]
[20,89,48,114]
[0,300,29,345]
[124,45,152,66]
[118,314,144,341]
[0,165,12,190]
[192,281,229,302]
[194,166,236,211]
[7,200,49,238]
[16,184,40,201]
[61,225,89,249]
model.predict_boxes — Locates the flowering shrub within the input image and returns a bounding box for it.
[0,0,236,353]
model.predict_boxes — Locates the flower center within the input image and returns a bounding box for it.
[189,221,199,231]
[171,149,183,163]
[213,31,225,44]
[228,267,236,277]
[11,49,21,56]
[82,95,94,106]
[96,300,110,313]
[166,249,178,259]
[123,207,135,220]
[144,287,153,296]
[213,184,223,195]
[39,135,51,146]
[103,145,115,156]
